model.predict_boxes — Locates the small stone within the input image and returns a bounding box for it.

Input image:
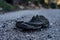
[2,25,5,28]
[47,39,51,40]
[31,35,35,38]
[47,35,52,38]
[50,23,53,25]
[0,23,5,28]
[26,34,30,37]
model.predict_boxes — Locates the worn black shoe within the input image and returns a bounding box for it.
[16,15,49,30]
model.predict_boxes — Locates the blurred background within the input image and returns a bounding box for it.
[0,0,60,11]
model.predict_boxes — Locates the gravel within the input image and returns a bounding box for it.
[0,9,60,40]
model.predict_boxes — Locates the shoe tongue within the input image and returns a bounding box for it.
[30,17,42,22]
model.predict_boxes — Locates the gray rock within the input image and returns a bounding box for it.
[16,15,49,30]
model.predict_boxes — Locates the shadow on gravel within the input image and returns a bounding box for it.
[21,26,50,33]
[13,25,50,33]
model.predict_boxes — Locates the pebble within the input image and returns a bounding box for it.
[50,23,53,25]
[26,34,30,37]
[47,39,51,40]
[47,35,52,38]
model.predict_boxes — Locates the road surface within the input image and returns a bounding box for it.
[0,9,60,40]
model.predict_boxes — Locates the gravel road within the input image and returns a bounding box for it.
[0,9,60,40]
